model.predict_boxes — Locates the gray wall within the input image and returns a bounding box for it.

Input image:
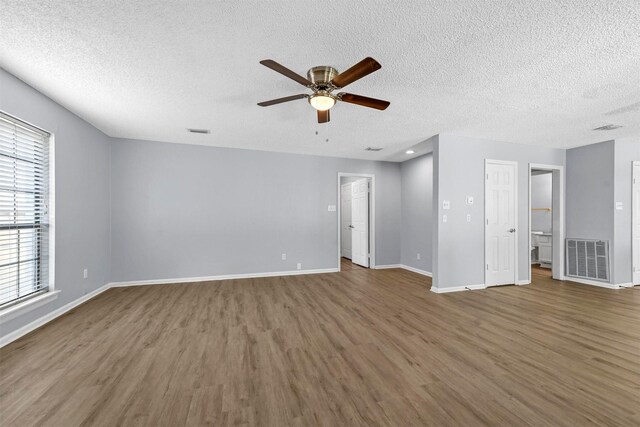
[613,138,640,284]
[110,138,401,282]
[566,141,616,283]
[401,153,433,272]
[566,141,615,242]
[531,173,553,233]
[433,135,566,289]
[0,68,111,336]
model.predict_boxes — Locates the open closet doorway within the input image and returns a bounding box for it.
[338,173,375,271]
[529,164,564,282]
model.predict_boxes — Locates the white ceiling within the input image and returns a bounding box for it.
[1,0,639,161]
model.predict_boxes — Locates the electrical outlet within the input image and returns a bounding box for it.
[417,253,421,260]
[297,263,302,270]
[281,253,287,261]
[83,268,88,279]
[467,214,471,222]
[443,214,448,223]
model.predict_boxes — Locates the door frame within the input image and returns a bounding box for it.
[484,159,518,287]
[528,163,565,282]
[337,173,375,271]
[633,161,640,285]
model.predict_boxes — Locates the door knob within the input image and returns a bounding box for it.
[508,228,516,233]
[348,225,355,229]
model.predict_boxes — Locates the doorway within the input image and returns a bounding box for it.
[485,160,518,286]
[528,163,565,282]
[337,173,375,271]
[633,161,640,285]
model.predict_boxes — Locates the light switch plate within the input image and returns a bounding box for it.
[443,200,450,210]
[466,196,474,205]
[615,202,623,210]
[328,205,336,212]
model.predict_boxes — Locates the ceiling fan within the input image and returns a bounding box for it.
[257,57,390,123]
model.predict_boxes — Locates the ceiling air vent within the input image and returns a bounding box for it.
[187,128,211,134]
[592,124,622,131]
[365,147,383,151]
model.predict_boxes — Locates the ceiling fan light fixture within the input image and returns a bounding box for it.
[309,92,336,111]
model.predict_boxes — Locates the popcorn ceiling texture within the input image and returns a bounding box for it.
[0,0,638,160]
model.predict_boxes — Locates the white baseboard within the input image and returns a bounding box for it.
[517,280,530,286]
[399,265,432,277]
[0,283,111,348]
[618,283,634,288]
[562,276,624,289]
[109,268,339,288]
[375,264,432,277]
[431,284,487,294]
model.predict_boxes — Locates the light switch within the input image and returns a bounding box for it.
[328,205,336,212]
[466,196,474,205]
[443,214,448,223]
[443,200,450,210]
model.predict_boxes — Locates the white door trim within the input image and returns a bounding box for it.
[485,159,518,286]
[337,173,375,271]
[633,161,640,285]
[528,163,565,282]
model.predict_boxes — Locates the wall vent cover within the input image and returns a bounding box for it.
[187,128,211,134]
[566,239,609,282]
[592,124,622,131]
[365,147,383,151]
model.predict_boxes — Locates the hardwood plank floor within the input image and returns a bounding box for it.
[1,268,639,426]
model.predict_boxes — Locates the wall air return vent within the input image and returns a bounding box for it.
[566,239,609,282]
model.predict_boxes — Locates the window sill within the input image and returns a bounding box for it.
[0,290,61,325]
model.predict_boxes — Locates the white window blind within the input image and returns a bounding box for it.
[0,112,50,308]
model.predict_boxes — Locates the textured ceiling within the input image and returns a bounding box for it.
[1,0,639,161]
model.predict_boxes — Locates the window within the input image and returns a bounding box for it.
[0,112,50,308]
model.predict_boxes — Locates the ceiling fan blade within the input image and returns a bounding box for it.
[331,57,381,88]
[317,109,330,123]
[260,60,313,86]
[257,94,308,107]
[339,93,390,110]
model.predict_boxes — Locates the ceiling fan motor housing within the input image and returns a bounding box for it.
[307,66,339,88]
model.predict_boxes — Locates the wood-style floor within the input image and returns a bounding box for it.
[1,268,639,426]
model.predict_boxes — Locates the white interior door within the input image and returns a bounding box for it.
[341,182,353,259]
[633,162,640,285]
[486,161,517,286]
[351,178,369,267]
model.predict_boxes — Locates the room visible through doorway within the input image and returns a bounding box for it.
[528,163,565,282]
